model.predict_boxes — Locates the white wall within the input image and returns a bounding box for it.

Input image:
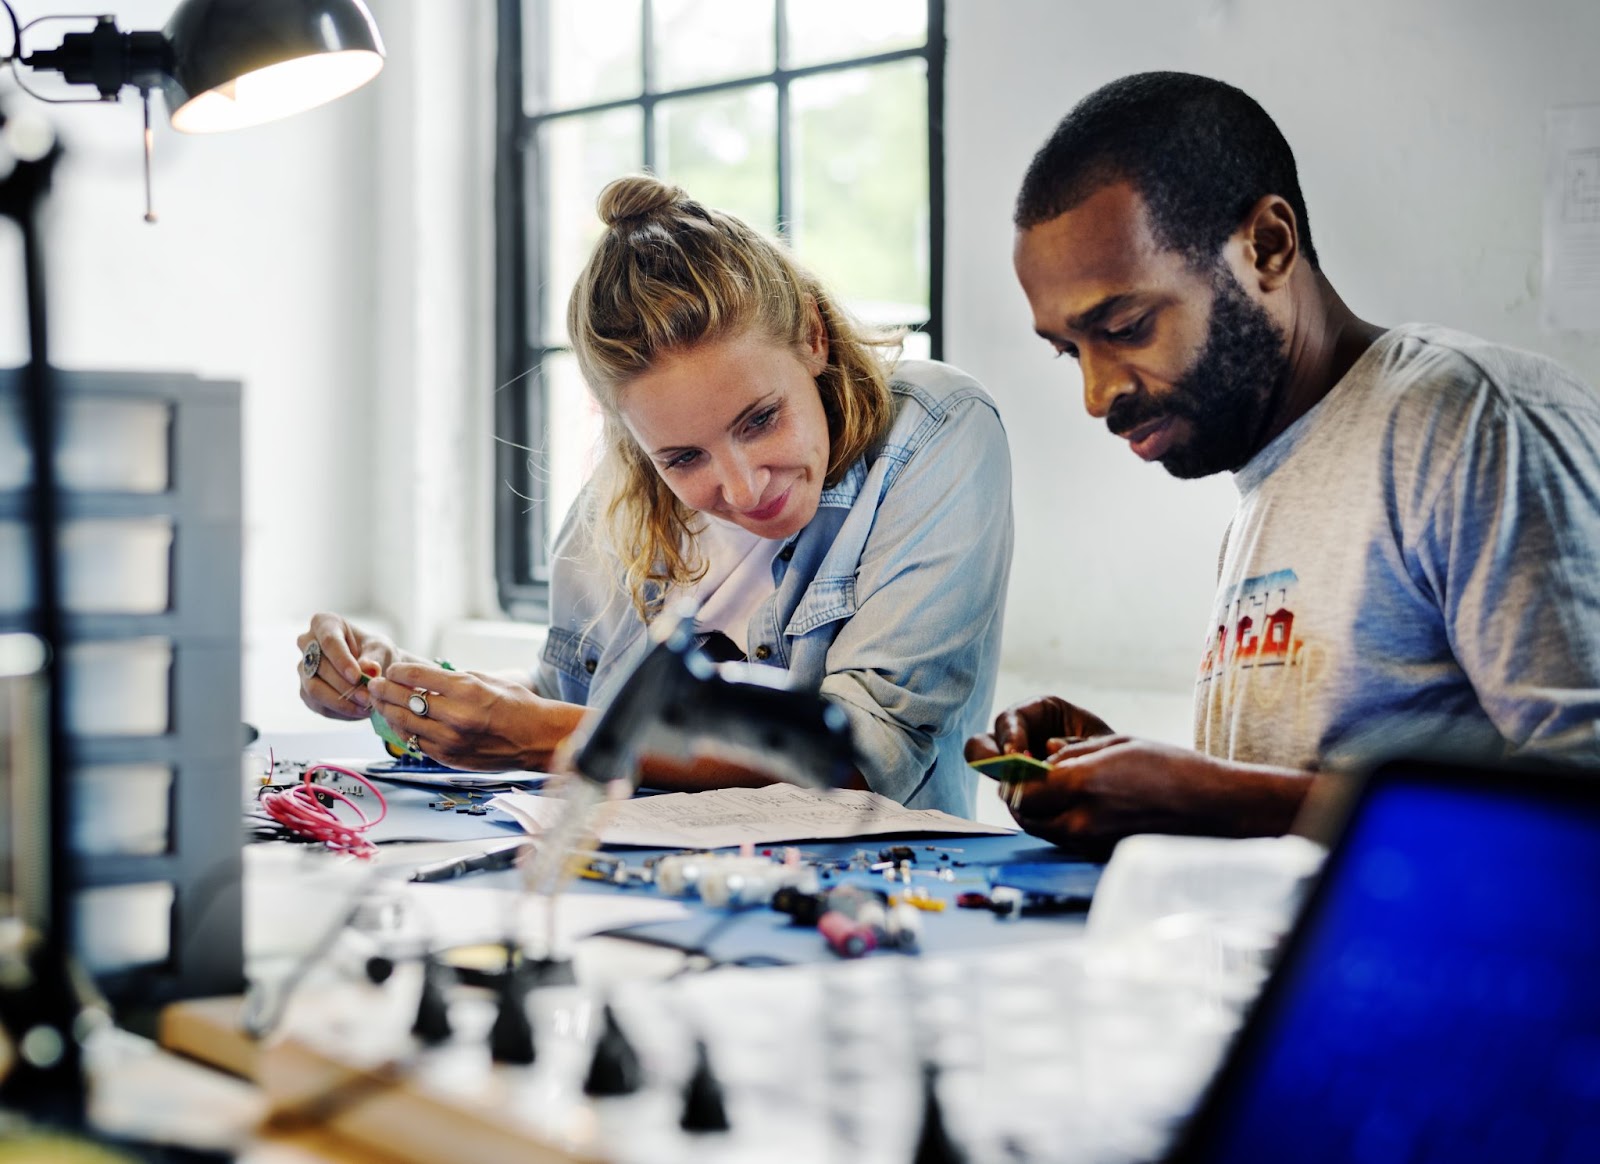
[944,0,1600,743]
[0,0,498,731]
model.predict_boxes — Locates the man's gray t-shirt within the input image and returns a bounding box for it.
[1194,323,1600,770]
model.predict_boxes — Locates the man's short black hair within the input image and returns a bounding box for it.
[1015,72,1319,271]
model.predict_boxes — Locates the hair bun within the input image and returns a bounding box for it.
[597,174,686,227]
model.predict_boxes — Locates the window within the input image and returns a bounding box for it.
[494,0,946,618]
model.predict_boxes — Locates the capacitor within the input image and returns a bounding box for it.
[819,910,876,958]
[886,902,922,950]
[772,886,826,927]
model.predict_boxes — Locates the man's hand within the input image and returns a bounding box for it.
[296,612,403,721]
[965,695,1116,762]
[368,662,586,772]
[1001,735,1311,851]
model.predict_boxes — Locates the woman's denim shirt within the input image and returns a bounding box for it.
[535,359,1013,818]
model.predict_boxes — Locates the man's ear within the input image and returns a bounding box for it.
[1237,195,1300,292]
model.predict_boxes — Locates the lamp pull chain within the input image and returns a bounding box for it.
[140,87,157,224]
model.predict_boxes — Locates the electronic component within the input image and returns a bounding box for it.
[885,902,922,950]
[772,886,826,927]
[409,840,532,884]
[954,888,1023,918]
[988,862,1102,914]
[650,852,713,897]
[257,762,389,857]
[818,911,876,958]
[576,854,646,887]
[652,852,807,907]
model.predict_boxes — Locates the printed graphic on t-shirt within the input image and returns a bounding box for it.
[1201,567,1304,680]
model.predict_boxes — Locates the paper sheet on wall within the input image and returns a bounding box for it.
[491,783,1016,849]
[1543,104,1600,332]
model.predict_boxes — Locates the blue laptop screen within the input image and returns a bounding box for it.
[1179,773,1600,1163]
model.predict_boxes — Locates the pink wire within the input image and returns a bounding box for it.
[259,762,390,858]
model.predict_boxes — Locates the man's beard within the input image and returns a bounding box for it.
[1106,267,1292,479]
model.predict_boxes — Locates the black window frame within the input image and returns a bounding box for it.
[494,0,947,619]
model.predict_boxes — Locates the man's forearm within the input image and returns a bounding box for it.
[1205,757,1314,837]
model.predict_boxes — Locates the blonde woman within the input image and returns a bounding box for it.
[298,176,1012,816]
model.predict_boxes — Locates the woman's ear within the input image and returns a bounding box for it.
[802,297,830,376]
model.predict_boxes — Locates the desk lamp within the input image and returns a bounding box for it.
[4,0,385,219]
[570,612,857,793]
[0,0,382,1131]
[520,611,857,946]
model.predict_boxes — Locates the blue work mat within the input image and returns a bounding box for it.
[293,775,1105,964]
[451,832,1103,965]
[362,777,527,843]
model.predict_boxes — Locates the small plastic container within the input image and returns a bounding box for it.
[1084,833,1327,998]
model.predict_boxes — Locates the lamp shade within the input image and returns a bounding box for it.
[162,0,384,134]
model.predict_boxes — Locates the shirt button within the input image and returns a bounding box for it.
[753,645,772,661]
[583,657,597,674]
[778,544,795,562]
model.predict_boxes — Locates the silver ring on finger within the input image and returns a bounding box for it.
[300,639,323,680]
[408,688,430,718]
[405,734,421,754]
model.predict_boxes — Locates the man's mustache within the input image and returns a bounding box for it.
[1107,390,1185,439]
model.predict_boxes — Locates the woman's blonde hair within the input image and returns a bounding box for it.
[568,174,900,621]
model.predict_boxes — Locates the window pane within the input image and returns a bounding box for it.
[900,329,932,362]
[656,86,777,232]
[791,61,929,326]
[541,352,606,555]
[531,0,642,112]
[538,108,644,344]
[784,0,926,69]
[652,0,774,91]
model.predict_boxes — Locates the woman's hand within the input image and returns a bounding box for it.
[368,662,588,771]
[296,612,404,721]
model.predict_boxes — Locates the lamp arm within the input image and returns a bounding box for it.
[1,0,19,66]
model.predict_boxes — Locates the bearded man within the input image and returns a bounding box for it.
[969,71,1600,848]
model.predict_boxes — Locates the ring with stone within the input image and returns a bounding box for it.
[300,639,322,680]
[408,688,431,718]
[405,734,421,754]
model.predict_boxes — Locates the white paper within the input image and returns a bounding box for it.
[403,881,690,948]
[1543,104,1600,332]
[492,783,1015,849]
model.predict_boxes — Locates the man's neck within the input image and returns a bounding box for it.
[1261,269,1385,448]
